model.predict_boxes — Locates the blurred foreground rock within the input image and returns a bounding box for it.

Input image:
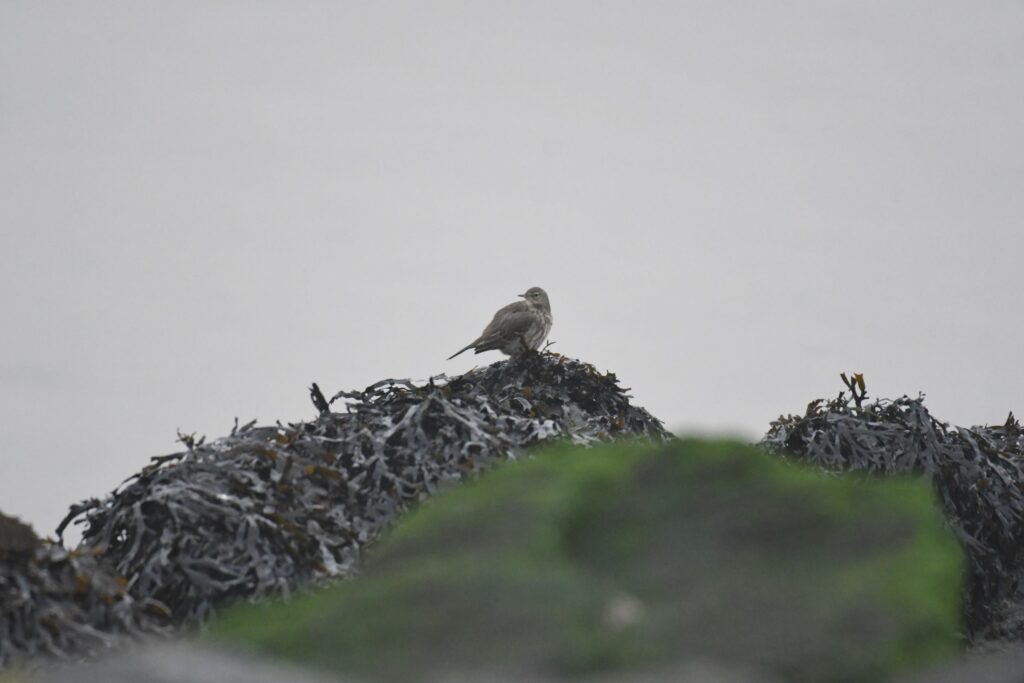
[901,644,1024,683]
[33,642,783,683]
[209,439,962,683]
[31,642,344,683]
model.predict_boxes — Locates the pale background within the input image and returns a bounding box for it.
[2,1,1022,537]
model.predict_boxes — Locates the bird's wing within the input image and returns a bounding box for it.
[474,302,535,348]
[448,302,534,359]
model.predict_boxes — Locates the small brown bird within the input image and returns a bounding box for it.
[448,287,553,360]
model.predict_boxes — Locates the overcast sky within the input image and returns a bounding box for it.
[2,1,1022,537]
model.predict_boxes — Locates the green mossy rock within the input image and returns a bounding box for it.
[209,439,963,682]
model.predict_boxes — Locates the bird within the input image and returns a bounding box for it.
[448,287,553,360]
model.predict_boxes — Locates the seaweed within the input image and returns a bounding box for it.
[54,353,666,630]
[0,513,168,669]
[761,375,1024,642]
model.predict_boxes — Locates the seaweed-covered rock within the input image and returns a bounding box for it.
[0,512,166,669]
[761,380,1024,642]
[209,439,963,683]
[0,513,39,561]
[57,354,666,627]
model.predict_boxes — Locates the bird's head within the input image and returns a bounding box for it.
[519,287,550,311]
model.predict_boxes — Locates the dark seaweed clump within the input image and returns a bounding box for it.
[0,513,167,668]
[57,353,666,628]
[761,375,1024,642]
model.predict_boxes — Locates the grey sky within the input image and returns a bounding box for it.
[2,1,1022,537]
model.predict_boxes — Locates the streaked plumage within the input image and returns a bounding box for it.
[448,287,553,360]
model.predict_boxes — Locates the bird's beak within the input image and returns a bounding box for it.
[517,293,526,298]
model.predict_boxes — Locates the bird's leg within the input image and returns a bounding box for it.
[519,335,542,360]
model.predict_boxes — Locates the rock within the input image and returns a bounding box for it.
[55,354,666,629]
[901,644,1024,683]
[31,642,347,683]
[209,439,963,682]
[762,387,1024,641]
[0,511,166,670]
[0,513,39,562]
